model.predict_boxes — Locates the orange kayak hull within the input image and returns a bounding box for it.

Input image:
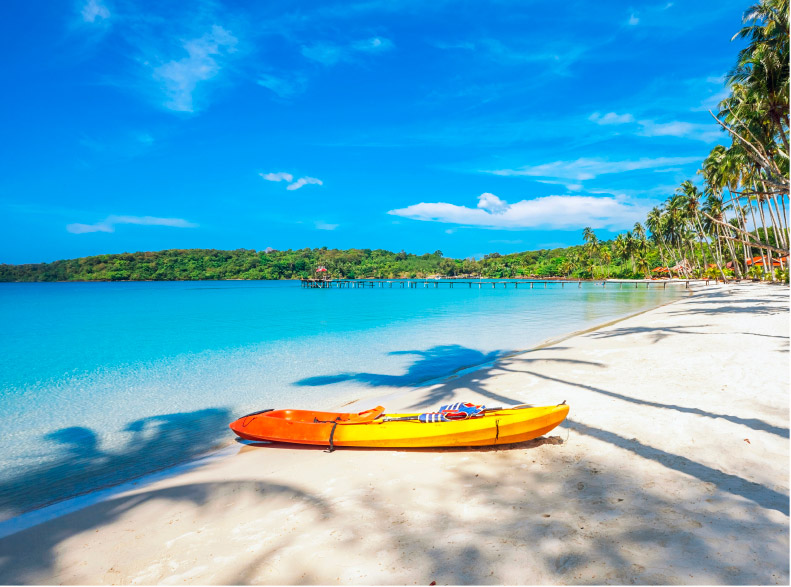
[229,404,569,448]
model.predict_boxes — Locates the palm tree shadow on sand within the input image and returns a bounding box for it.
[0,408,233,519]
[295,344,508,389]
[294,344,600,410]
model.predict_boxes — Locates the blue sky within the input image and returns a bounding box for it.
[2,0,747,263]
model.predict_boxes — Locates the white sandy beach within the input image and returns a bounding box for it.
[0,282,787,585]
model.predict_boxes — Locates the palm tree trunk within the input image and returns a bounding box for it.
[757,200,774,279]
[770,194,788,249]
[761,189,783,250]
[727,239,742,278]
[699,215,727,282]
[735,198,751,275]
[748,197,768,272]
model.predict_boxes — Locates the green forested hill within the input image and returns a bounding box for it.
[0,245,612,282]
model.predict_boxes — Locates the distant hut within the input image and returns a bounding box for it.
[316,265,328,281]
[751,255,787,268]
[727,256,788,270]
[651,266,670,277]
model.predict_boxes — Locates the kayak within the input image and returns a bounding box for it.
[229,404,569,449]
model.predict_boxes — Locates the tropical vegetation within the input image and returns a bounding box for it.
[0,246,616,282]
[582,0,789,283]
[1,0,786,284]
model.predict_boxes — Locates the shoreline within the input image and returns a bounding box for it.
[0,282,787,584]
[0,279,690,527]
[0,282,695,536]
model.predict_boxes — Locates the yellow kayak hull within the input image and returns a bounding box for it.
[231,404,569,448]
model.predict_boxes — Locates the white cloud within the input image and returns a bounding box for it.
[695,88,730,112]
[260,172,323,190]
[471,38,589,73]
[152,25,238,112]
[588,106,721,142]
[433,40,476,51]
[536,179,584,192]
[388,193,651,230]
[351,37,394,52]
[67,215,198,234]
[628,14,640,25]
[286,176,323,190]
[257,74,307,98]
[636,119,721,142]
[260,171,294,182]
[301,37,393,66]
[486,156,701,181]
[589,111,634,125]
[301,43,345,65]
[315,221,338,230]
[81,0,109,23]
[477,192,509,214]
[67,221,114,234]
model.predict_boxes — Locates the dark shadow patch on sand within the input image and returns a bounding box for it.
[588,324,711,343]
[512,369,789,439]
[0,408,233,519]
[670,305,788,316]
[0,480,330,584]
[295,344,602,412]
[236,435,565,454]
[568,418,789,516]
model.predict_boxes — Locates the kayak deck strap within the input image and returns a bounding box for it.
[325,421,340,453]
[313,416,342,453]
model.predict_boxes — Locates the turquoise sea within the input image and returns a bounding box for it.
[0,280,687,518]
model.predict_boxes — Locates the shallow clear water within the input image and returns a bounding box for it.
[0,279,686,516]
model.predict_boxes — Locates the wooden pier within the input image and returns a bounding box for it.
[300,278,699,289]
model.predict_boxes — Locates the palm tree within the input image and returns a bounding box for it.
[624,231,637,274]
[646,206,676,274]
[663,194,693,277]
[730,0,789,152]
[599,246,612,278]
[582,227,600,275]
[631,223,651,278]
[679,180,730,280]
[627,1,789,282]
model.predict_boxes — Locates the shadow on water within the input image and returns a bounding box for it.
[296,344,508,388]
[0,408,232,518]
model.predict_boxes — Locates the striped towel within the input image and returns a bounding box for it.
[417,402,486,423]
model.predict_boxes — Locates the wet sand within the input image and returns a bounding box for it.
[0,282,787,585]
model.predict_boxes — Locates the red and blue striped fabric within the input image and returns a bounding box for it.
[417,402,486,423]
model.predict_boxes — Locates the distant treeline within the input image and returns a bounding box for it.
[0,245,632,282]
